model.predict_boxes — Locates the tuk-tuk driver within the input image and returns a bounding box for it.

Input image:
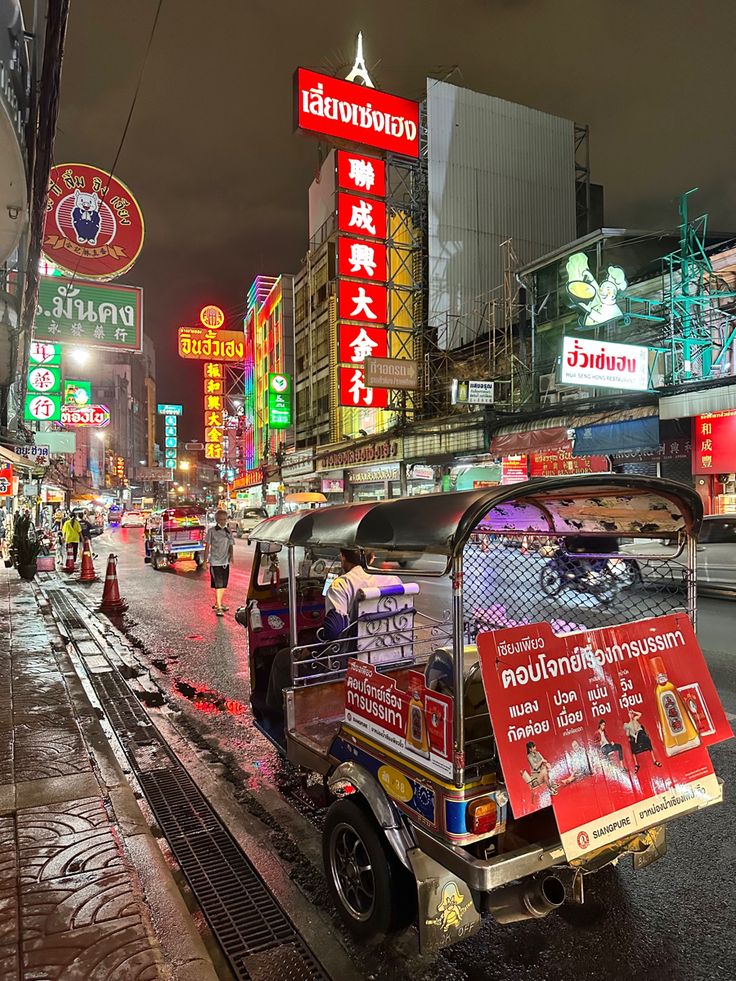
[323,548,401,641]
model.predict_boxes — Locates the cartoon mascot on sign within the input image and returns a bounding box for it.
[71,190,102,245]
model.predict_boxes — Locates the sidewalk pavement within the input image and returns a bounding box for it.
[0,566,218,981]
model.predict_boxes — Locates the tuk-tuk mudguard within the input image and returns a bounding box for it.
[328,761,415,871]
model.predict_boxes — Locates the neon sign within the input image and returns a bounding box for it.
[566,252,628,327]
[294,67,419,158]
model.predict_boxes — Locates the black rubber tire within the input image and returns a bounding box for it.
[194,554,205,569]
[152,551,164,571]
[540,566,563,596]
[322,797,416,942]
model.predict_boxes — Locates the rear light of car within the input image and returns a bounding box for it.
[466,796,497,836]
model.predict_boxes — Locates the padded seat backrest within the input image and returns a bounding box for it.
[355,583,419,665]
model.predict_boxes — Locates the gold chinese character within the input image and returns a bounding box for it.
[206,395,223,411]
[205,411,222,427]
[204,379,223,395]
[700,421,712,436]
[205,362,223,379]
[700,438,713,452]
[702,455,713,468]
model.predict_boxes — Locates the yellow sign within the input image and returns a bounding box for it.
[378,765,413,803]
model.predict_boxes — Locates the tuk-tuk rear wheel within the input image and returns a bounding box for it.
[323,798,416,941]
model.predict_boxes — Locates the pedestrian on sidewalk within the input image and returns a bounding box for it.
[204,509,234,616]
[61,511,82,565]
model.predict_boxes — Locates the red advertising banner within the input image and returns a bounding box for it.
[0,464,13,496]
[529,448,610,478]
[692,409,736,474]
[338,279,387,325]
[478,615,731,860]
[337,192,387,241]
[338,236,387,283]
[501,455,528,484]
[336,150,386,197]
[345,661,453,779]
[339,367,389,408]
[294,68,420,158]
[338,324,388,365]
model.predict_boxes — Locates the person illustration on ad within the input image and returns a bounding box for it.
[566,252,628,327]
[622,709,662,773]
[594,719,627,769]
[523,741,558,796]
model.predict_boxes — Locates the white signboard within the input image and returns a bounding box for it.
[561,336,650,392]
[451,379,494,405]
[13,444,50,463]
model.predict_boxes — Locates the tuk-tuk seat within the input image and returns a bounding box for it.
[355,582,419,666]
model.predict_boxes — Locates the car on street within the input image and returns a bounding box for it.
[121,510,146,528]
[227,506,268,538]
[620,514,736,597]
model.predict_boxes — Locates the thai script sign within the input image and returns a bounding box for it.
[451,379,494,405]
[317,438,401,471]
[157,403,183,416]
[529,448,609,478]
[692,409,736,474]
[281,448,315,477]
[34,276,143,352]
[294,68,419,158]
[60,404,110,428]
[12,445,50,463]
[477,615,732,860]
[561,336,649,392]
[177,327,245,361]
[345,661,453,779]
[364,357,419,391]
[42,164,144,281]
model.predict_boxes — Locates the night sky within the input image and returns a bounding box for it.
[54,0,736,441]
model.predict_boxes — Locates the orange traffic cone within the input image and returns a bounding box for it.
[78,539,97,583]
[99,553,128,613]
[63,543,75,573]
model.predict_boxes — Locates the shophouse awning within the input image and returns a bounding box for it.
[659,384,736,420]
[0,444,36,472]
[572,416,660,456]
[490,405,658,456]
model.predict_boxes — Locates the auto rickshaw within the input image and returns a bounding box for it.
[144,505,206,570]
[242,475,730,951]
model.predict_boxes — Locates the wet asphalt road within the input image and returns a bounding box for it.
[80,527,736,981]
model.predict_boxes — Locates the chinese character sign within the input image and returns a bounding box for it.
[692,410,736,474]
[29,341,61,365]
[0,465,13,496]
[338,367,388,408]
[338,325,388,365]
[28,365,61,395]
[24,394,61,422]
[338,237,387,283]
[338,280,387,325]
[337,150,386,197]
[337,193,387,240]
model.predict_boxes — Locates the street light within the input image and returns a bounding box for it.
[179,461,190,471]
[70,347,90,366]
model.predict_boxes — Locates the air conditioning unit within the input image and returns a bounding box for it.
[538,372,560,406]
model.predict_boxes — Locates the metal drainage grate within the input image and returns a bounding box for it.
[46,585,331,981]
[138,767,328,980]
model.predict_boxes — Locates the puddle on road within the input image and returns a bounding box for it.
[174,677,248,716]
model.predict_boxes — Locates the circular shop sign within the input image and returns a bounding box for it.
[200,304,225,329]
[270,374,289,394]
[42,163,145,281]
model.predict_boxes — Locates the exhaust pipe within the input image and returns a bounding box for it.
[488,875,566,924]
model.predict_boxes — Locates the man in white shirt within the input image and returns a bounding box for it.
[324,548,401,640]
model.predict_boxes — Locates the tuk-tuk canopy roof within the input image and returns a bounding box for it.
[248,475,702,556]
